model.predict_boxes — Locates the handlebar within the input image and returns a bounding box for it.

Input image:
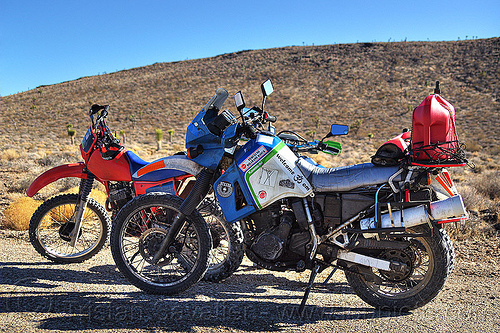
[90,104,109,116]
[264,112,277,123]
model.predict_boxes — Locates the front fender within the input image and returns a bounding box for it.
[26,162,87,197]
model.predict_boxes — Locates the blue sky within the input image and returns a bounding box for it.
[1,0,498,96]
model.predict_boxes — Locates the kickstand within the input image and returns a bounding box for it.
[298,262,320,316]
[322,267,338,285]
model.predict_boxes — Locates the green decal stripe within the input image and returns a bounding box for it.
[245,141,285,209]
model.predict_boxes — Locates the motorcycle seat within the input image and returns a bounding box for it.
[296,158,403,192]
[126,151,188,181]
[126,150,149,173]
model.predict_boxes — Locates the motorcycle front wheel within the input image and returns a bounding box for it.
[110,193,211,295]
[344,226,454,311]
[29,193,110,263]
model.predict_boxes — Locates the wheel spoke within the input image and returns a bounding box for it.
[32,196,107,261]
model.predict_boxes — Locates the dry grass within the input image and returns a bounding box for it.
[445,217,498,241]
[0,148,20,161]
[0,188,108,231]
[469,170,500,202]
[63,187,108,207]
[2,197,42,230]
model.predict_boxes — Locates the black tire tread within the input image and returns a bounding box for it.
[203,215,244,282]
[345,225,453,311]
[110,192,211,295]
[29,193,110,263]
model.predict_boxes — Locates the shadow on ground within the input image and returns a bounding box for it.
[0,262,409,331]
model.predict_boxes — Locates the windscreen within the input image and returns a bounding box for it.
[203,88,228,112]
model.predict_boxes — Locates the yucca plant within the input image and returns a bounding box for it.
[119,130,126,144]
[167,129,174,142]
[67,124,76,144]
[155,128,163,151]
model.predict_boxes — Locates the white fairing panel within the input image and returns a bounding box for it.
[244,141,313,209]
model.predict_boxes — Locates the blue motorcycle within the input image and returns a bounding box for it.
[111,80,465,313]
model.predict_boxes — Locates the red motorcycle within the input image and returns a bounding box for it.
[26,104,243,282]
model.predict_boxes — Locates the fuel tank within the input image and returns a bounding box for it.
[87,149,132,181]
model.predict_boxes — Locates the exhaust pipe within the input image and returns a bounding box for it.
[360,195,466,230]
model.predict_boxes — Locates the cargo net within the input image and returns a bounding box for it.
[409,140,468,166]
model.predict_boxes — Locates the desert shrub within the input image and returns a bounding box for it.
[350,119,363,135]
[37,154,61,167]
[2,197,42,230]
[66,124,76,144]
[172,143,183,152]
[167,129,174,142]
[1,148,20,161]
[466,141,482,152]
[155,128,163,141]
[459,185,492,212]
[7,177,35,194]
[155,128,163,150]
[445,217,497,240]
[470,170,500,201]
[64,187,108,207]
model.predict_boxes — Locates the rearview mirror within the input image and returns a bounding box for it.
[330,124,349,136]
[261,79,274,97]
[234,91,245,112]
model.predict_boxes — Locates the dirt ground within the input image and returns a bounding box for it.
[0,229,499,333]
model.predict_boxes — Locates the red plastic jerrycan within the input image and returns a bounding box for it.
[411,93,457,161]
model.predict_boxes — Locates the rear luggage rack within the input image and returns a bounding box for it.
[409,140,467,167]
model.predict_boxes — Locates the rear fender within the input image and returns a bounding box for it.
[26,162,88,197]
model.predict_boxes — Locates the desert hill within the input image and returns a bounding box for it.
[1,38,499,156]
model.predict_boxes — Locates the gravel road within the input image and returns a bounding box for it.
[1,230,499,333]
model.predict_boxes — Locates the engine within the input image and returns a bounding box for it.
[107,181,134,214]
[250,213,293,261]
[244,195,375,268]
[244,201,312,268]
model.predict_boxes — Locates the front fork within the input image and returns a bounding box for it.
[152,168,214,264]
[69,173,95,246]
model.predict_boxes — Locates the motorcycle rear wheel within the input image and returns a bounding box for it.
[29,194,110,263]
[344,226,454,311]
[110,193,211,295]
[197,198,244,282]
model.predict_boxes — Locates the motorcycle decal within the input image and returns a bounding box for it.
[279,179,295,189]
[259,168,278,187]
[239,145,267,171]
[130,156,201,181]
[244,141,312,209]
[136,160,166,177]
[216,181,233,198]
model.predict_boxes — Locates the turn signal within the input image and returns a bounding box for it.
[187,145,204,159]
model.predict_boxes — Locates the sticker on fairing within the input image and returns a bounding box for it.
[216,181,233,198]
[245,141,312,209]
[259,168,278,187]
[239,146,267,172]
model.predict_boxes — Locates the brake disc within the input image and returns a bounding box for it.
[139,228,173,266]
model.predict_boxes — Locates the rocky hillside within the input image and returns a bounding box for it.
[1,38,499,156]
